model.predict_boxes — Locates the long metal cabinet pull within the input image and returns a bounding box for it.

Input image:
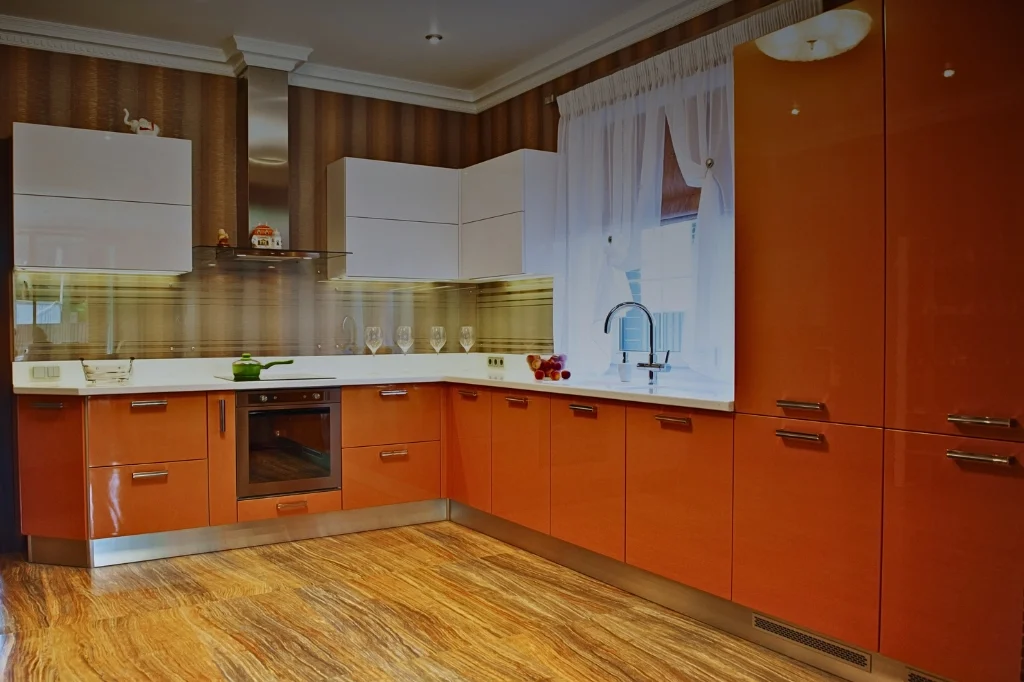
[379,389,408,397]
[568,404,596,413]
[775,429,825,443]
[380,449,409,459]
[458,390,478,398]
[654,415,692,426]
[946,449,1016,466]
[276,501,309,511]
[132,470,169,480]
[219,399,227,434]
[130,400,168,408]
[776,400,826,412]
[505,396,528,405]
[31,402,64,410]
[947,414,1016,428]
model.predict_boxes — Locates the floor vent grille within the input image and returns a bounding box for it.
[907,669,950,682]
[751,614,871,670]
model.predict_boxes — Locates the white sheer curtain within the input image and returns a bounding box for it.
[554,0,821,382]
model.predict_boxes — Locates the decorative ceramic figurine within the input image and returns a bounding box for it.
[216,229,231,247]
[250,223,282,249]
[123,109,160,136]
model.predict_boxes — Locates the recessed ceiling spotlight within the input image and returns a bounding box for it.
[425,34,443,45]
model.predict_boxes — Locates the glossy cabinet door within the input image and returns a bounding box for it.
[207,392,237,526]
[733,414,883,651]
[237,490,342,522]
[447,386,492,512]
[491,391,550,533]
[885,0,1024,440]
[342,441,441,510]
[625,406,733,599]
[89,459,210,539]
[16,396,88,540]
[550,397,626,561]
[87,393,208,467]
[734,0,885,426]
[341,384,442,448]
[880,431,1024,682]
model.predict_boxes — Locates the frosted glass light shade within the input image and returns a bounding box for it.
[755,9,872,62]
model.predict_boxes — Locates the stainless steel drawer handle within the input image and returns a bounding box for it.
[131,470,169,480]
[946,449,1016,466]
[568,404,596,413]
[380,449,409,459]
[379,389,408,397]
[505,396,528,405]
[775,429,825,443]
[276,501,309,511]
[31,402,64,410]
[458,390,478,398]
[947,414,1017,428]
[130,400,168,408]
[777,400,826,412]
[655,415,692,426]
[219,399,227,434]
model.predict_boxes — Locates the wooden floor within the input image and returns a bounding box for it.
[0,522,837,681]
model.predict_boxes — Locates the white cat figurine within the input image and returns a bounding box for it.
[123,109,160,136]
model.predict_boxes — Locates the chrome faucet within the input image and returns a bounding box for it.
[603,302,671,385]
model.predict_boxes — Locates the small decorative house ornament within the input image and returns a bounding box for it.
[216,229,231,247]
[123,109,160,136]
[249,223,282,250]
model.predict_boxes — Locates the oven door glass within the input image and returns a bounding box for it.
[246,407,334,489]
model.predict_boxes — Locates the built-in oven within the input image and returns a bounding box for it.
[236,388,341,499]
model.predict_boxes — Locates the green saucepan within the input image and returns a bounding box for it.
[231,353,294,381]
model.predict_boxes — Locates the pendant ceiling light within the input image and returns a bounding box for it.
[755,9,872,62]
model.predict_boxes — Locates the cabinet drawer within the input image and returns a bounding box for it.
[87,393,208,467]
[237,490,342,523]
[733,415,883,651]
[880,430,1024,682]
[342,441,441,510]
[550,397,626,560]
[625,405,733,599]
[341,384,441,447]
[89,460,209,538]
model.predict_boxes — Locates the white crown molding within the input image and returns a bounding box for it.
[471,0,732,111]
[0,14,234,76]
[1,0,733,114]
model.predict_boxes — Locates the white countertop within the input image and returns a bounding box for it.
[12,355,734,412]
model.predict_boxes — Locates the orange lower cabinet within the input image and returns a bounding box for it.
[341,384,442,448]
[89,459,210,539]
[207,392,237,526]
[551,397,626,561]
[733,414,882,651]
[342,441,441,510]
[17,396,89,540]
[447,386,492,512]
[880,431,1024,682]
[237,490,342,522]
[625,405,733,599]
[87,393,209,467]
[491,392,551,533]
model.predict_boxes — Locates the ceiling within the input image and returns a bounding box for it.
[0,0,726,112]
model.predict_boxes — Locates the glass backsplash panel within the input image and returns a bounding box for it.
[12,263,553,361]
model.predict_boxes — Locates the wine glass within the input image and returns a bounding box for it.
[459,326,475,353]
[430,326,446,354]
[395,326,413,355]
[364,326,383,356]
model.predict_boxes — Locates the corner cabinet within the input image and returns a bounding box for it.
[326,158,460,280]
[733,0,885,426]
[13,123,193,274]
[459,149,558,279]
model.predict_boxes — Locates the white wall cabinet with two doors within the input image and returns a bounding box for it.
[13,123,193,274]
[326,149,558,281]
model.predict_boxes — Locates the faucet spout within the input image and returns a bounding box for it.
[604,301,669,385]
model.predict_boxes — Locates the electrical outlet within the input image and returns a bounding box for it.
[486,356,505,369]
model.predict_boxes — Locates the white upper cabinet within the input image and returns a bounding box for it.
[13,123,193,274]
[327,158,460,279]
[339,157,459,224]
[459,149,558,279]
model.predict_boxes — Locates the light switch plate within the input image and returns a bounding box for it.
[486,356,505,368]
[31,365,60,380]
